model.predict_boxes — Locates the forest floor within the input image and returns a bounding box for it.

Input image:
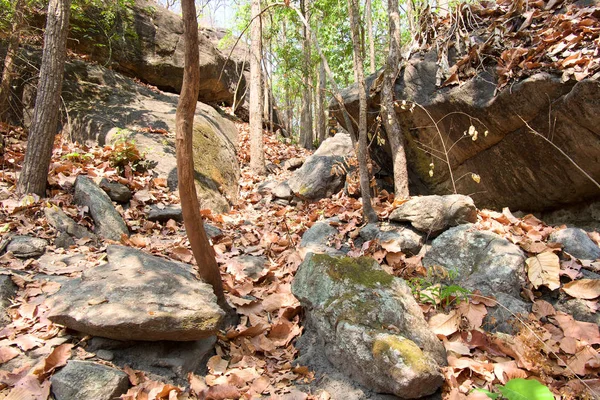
[0,115,599,400]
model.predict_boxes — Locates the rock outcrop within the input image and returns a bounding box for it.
[47,245,224,341]
[332,52,600,212]
[292,253,446,398]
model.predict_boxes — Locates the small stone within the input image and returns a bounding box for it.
[0,275,17,327]
[228,255,267,280]
[257,180,278,195]
[282,157,304,171]
[272,182,294,200]
[6,236,47,258]
[95,349,114,361]
[50,360,129,400]
[99,178,132,203]
[549,227,600,260]
[45,206,97,243]
[148,205,183,222]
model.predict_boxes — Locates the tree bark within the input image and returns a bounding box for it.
[299,0,313,150]
[17,0,71,196]
[382,0,409,199]
[177,0,232,316]
[365,0,376,74]
[0,0,26,123]
[249,0,266,175]
[347,0,378,223]
[316,60,327,145]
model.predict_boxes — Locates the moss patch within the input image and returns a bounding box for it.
[315,254,394,288]
[372,335,428,373]
[192,122,227,188]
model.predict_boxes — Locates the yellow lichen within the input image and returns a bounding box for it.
[372,335,428,373]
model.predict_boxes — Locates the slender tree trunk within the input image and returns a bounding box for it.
[347,0,378,223]
[365,0,376,74]
[316,60,327,145]
[299,0,313,150]
[177,0,232,317]
[17,0,71,196]
[0,0,26,123]
[407,0,415,36]
[249,0,266,175]
[382,0,409,199]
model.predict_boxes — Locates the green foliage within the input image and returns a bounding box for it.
[407,267,471,308]
[108,130,149,174]
[62,151,93,162]
[474,379,554,400]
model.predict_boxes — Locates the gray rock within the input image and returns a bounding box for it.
[483,293,531,334]
[359,222,424,255]
[423,224,526,298]
[44,205,97,246]
[86,336,216,385]
[0,275,17,326]
[288,156,349,200]
[148,205,183,222]
[50,360,129,400]
[389,195,477,234]
[313,133,353,157]
[292,254,446,398]
[6,236,47,258]
[74,176,129,241]
[47,245,224,341]
[228,255,267,280]
[549,227,600,260]
[282,157,305,170]
[300,222,345,256]
[257,180,278,195]
[203,223,223,239]
[272,182,294,200]
[99,179,132,203]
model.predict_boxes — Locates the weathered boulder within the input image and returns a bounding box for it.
[50,361,129,400]
[288,156,349,200]
[389,195,478,234]
[47,245,224,341]
[292,253,446,398]
[0,275,17,326]
[549,227,600,260]
[44,205,97,247]
[257,180,277,195]
[359,222,424,255]
[99,179,132,203]
[55,58,240,213]
[313,133,353,157]
[332,51,600,211]
[74,176,129,241]
[423,224,526,298]
[69,0,245,106]
[5,236,47,258]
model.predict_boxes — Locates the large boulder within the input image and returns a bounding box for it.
[358,222,424,255]
[423,224,526,298]
[292,253,446,399]
[47,245,224,341]
[313,133,353,157]
[549,227,600,260]
[69,0,245,106]
[74,176,129,241]
[389,195,478,234]
[54,58,240,213]
[332,53,600,212]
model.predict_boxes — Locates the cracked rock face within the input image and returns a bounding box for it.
[47,245,224,341]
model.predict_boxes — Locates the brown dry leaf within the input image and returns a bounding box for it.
[457,302,487,329]
[443,338,471,356]
[563,279,600,300]
[428,310,460,337]
[262,293,299,313]
[5,375,51,400]
[32,343,73,378]
[267,319,302,347]
[553,313,600,345]
[0,346,20,363]
[526,252,560,290]
[493,361,528,384]
[567,347,600,375]
[202,384,241,400]
[248,376,270,395]
[188,372,208,396]
[12,334,44,351]
[170,246,193,263]
[532,299,556,319]
[207,355,229,376]
[123,366,147,386]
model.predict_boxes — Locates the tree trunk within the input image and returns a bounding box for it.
[17,0,71,196]
[249,0,266,175]
[0,0,26,123]
[365,0,376,74]
[299,0,313,150]
[382,0,409,199]
[347,0,378,223]
[316,60,327,145]
[177,0,232,317]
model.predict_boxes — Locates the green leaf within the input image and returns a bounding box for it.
[472,388,499,399]
[497,379,554,400]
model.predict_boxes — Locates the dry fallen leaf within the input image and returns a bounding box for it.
[562,279,600,300]
[526,252,560,290]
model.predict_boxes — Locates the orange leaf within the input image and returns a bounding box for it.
[563,279,600,300]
